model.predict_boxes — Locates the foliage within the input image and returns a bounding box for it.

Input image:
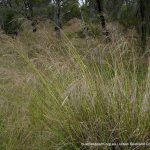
[118,3,138,28]
[62,0,81,22]
[0,8,22,34]
[47,4,55,20]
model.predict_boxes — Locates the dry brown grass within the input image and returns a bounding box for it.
[0,22,150,149]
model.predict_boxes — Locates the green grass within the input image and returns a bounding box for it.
[0,24,150,150]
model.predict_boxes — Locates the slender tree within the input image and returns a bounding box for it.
[89,0,96,21]
[96,0,110,41]
[54,0,62,37]
[23,0,38,32]
[138,0,147,55]
[96,0,106,30]
[0,0,12,7]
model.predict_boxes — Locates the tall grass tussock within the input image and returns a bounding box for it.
[0,22,150,150]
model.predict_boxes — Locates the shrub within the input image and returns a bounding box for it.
[0,8,22,35]
[118,4,138,29]
[63,3,81,23]
[47,4,55,20]
[88,24,102,37]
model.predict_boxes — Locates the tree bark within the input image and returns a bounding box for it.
[54,0,62,37]
[139,0,147,55]
[89,0,95,21]
[96,0,110,42]
[96,0,106,29]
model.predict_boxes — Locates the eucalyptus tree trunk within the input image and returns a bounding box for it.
[8,0,12,7]
[1,0,12,7]
[96,0,110,42]
[139,0,147,55]
[140,0,150,114]
[28,0,33,18]
[23,0,33,19]
[96,0,106,29]
[89,0,95,21]
[136,0,150,115]
[23,0,37,32]
[25,0,33,19]
[54,0,62,37]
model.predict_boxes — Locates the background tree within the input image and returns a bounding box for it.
[96,0,110,41]
[53,0,62,37]
[0,0,149,51]
[62,0,80,22]
[138,0,150,55]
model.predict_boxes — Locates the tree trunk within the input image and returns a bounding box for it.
[23,0,37,32]
[139,0,147,55]
[96,0,106,29]
[54,0,62,37]
[23,0,33,19]
[7,0,12,7]
[96,0,110,42]
[28,0,33,18]
[89,0,95,21]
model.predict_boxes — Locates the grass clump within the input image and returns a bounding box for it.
[0,25,150,150]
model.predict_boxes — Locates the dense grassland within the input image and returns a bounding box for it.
[0,22,150,150]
